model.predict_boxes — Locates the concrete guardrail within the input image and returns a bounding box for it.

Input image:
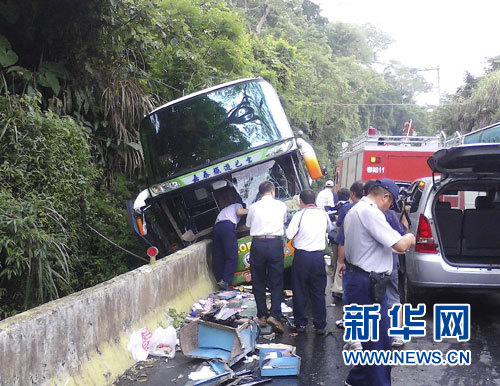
[0,240,216,386]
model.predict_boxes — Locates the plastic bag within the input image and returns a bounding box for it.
[148,325,177,358]
[127,327,150,362]
[128,325,177,362]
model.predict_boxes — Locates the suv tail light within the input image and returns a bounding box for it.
[415,214,437,253]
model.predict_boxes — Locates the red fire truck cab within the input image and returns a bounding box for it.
[334,129,447,190]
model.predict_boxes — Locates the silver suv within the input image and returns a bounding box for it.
[402,143,500,303]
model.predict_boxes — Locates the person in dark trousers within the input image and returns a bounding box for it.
[335,180,365,279]
[334,181,364,346]
[384,204,410,348]
[246,181,287,333]
[343,179,415,386]
[327,187,351,296]
[286,189,333,335]
[212,188,248,289]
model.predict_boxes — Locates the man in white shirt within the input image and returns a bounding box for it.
[343,179,415,386]
[286,189,333,335]
[316,180,335,209]
[246,181,287,333]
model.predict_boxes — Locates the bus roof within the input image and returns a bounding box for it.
[148,78,258,116]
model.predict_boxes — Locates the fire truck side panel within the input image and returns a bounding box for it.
[355,152,364,183]
[361,150,435,183]
[341,159,347,187]
[344,152,363,188]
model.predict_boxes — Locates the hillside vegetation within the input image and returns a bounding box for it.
[1,0,497,318]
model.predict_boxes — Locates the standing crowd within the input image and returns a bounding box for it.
[212,178,416,386]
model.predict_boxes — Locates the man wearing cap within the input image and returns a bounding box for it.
[316,180,336,209]
[343,178,415,386]
[246,181,287,333]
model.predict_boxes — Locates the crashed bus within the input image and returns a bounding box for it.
[128,78,323,284]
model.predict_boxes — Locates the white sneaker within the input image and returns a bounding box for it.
[392,337,405,348]
[343,341,363,351]
[336,319,344,328]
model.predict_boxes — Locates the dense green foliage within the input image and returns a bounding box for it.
[0,94,95,314]
[0,95,142,317]
[1,0,470,318]
[431,60,500,134]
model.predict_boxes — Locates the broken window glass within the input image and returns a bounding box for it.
[232,155,301,216]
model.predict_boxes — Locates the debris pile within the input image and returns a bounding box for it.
[125,286,300,385]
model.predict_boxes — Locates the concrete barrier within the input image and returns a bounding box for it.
[0,240,216,386]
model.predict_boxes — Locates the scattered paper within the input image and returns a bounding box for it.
[188,366,216,381]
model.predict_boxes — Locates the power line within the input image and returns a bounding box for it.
[288,101,433,106]
[287,100,468,107]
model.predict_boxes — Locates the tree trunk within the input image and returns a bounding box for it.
[256,1,271,35]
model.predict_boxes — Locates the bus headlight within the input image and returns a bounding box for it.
[150,181,180,196]
[265,140,293,158]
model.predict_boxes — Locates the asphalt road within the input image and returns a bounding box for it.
[114,288,500,386]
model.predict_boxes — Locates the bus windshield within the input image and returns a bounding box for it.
[140,79,294,183]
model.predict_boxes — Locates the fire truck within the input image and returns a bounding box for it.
[333,126,449,190]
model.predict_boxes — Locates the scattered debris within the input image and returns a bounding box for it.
[187,366,217,381]
[219,290,240,299]
[179,319,258,366]
[258,343,301,376]
[262,332,276,341]
[239,379,272,386]
[124,287,301,384]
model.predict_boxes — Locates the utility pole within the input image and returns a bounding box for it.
[416,66,441,105]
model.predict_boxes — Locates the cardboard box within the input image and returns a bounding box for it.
[180,320,258,366]
[259,344,301,377]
